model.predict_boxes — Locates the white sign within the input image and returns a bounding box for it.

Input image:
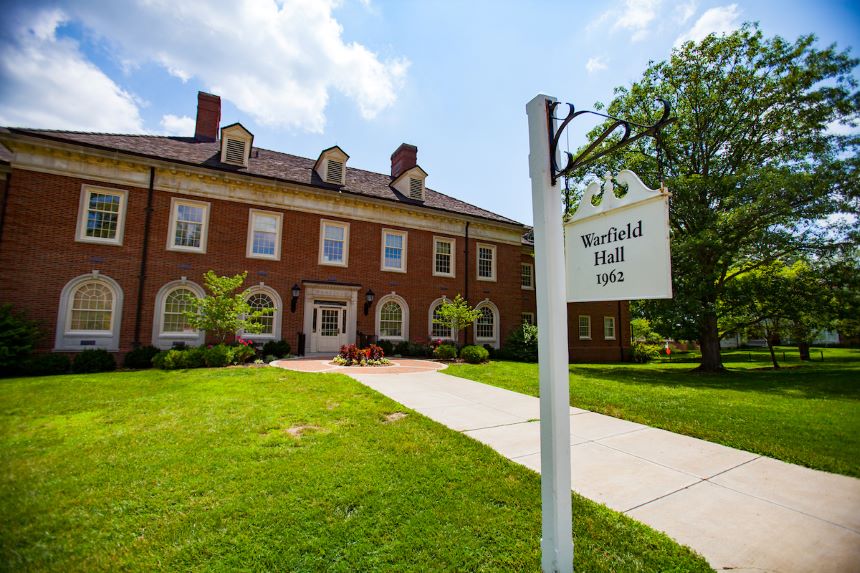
[565,170,672,302]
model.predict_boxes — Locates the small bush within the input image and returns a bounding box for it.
[123,345,159,369]
[377,339,394,356]
[21,353,70,376]
[0,304,41,373]
[366,344,385,361]
[264,354,277,363]
[460,345,489,364]
[500,323,539,362]
[159,347,206,370]
[230,340,257,364]
[407,341,431,357]
[72,349,117,373]
[393,341,410,356]
[632,341,661,363]
[151,350,168,369]
[261,339,291,359]
[337,344,365,365]
[203,344,233,367]
[433,344,458,360]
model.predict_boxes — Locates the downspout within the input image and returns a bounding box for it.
[133,167,156,347]
[0,171,11,248]
[463,221,470,346]
[618,300,624,362]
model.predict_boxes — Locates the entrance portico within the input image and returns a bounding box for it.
[302,281,360,354]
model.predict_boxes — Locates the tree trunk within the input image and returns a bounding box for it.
[766,337,780,368]
[695,312,725,372]
[798,342,811,361]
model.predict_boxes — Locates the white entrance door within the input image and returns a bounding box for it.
[314,304,347,353]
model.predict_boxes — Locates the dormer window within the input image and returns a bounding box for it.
[409,178,423,200]
[220,123,254,168]
[314,145,349,186]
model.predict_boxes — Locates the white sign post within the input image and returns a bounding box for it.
[565,170,672,302]
[526,94,573,573]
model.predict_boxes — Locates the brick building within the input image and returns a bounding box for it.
[0,92,630,361]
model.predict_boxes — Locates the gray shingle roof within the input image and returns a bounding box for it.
[7,129,522,227]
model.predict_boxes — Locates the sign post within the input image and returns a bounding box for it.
[526,94,573,573]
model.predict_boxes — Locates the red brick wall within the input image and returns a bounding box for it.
[567,301,631,362]
[0,167,630,362]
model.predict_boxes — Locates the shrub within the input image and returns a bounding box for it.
[152,350,168,369]
[337,344,365,365]
[158,347,206,370]
[21,353,70,376]
[377,339,394,356]
[230,338,257,364]
[407,341,431,357]
[632,341,661,363]
[123,345,160,369]
[261,339,291,359]
[264,354,277,363]
[203,344,233,367]
[460,345,489,364]
[72,349,117,373]
[500,323,539,362]
[393,341,410,356]
[365,344,385,361]
[0,304,41,373]
[433,344,458,360]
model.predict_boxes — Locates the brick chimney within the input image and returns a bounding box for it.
[195,92,221,142]
[390,143,417,178]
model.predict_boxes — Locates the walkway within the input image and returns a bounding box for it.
[274,358,860,572]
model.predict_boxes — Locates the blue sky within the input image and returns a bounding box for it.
[1,0,857,225]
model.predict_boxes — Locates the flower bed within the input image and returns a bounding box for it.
[332,344,391,367]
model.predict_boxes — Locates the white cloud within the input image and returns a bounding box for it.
[160,114,196,136]
[676,0,697,24]
[674,4,741,47]
[586,56,608,74]
[0,8,145,132]
[59,0,409,133]
[589,0,661,42]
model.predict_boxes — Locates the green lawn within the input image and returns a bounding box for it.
[445,347,860,478]
[0,368,710,572]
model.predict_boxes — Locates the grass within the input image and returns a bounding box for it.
[0,367,711,572]
[445,346,860,478]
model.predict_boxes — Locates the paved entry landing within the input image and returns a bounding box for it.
[272,357,446,375]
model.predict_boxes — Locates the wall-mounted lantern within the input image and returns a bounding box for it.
[291,283,301,313]
[363,288,375,316]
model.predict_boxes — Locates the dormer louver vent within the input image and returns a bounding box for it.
[409,177,424,200]
[224,138,247,165]
[326,159,344,184]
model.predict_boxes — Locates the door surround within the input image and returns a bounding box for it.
[302,281,360,354]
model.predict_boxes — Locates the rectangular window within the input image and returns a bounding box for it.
[579,315,591,340]
[521,263,534,289]
[246,209,283,260]
[477,243,496,281]
[522,312,535,325]
[381,229,407,272]
[76,185,127,245]
[433,237,455,277]
[167,198,210,253]
[604,316,616,340]
[318,220,350,266]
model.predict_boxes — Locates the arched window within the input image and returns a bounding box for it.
[428,297,454,340]
[474,300,500,348]
[243,286,282,340]
[55,273,124,351]
[152,280,205,349]
[375,293,409,341]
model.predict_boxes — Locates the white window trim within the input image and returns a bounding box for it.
[75,185,128,246]
[474,299,500,349]
[375,293,409,342]
[152,279,205,349]
[380,229,408,273]
[318,219,350,267]
[604,316,616,340]
[476,243,497,282]
[522,312,535,325]
[246,209,283,261]
[241,284,283,341]
[166,197,211,254]
[579,315,592,340]
[428,296,455,342]
[432,236,456,278]
[55,272,124,352]
[521,262,534,290]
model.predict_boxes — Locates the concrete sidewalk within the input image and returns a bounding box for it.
[346,368,860,573]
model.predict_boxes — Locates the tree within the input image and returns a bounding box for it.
[578,23,859,371]
[0,305,41,373]
[184,271,272,343]
[432,294,482,343]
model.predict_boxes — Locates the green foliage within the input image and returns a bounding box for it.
[261,339,291,359]
[0,304,41,372]
[579,24,859,371]
[230,340,257,364]
[203,344,233,368]
[630,318,663,344]
[184,271,273,343]
[459,345,489,364]
[632,341,661,363]
[433,344,458,360]
[20,353,70,376]
[123,346,160,369]
[156,347,206,370]
[376,339,394,356]
[500,323,539,362]
[72,349,117,373]
[433,294,482,339]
